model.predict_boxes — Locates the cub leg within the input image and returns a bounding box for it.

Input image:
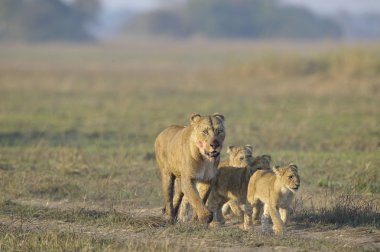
[279,207,288,224]
[252,201,263,225]
[268,205,285,235]
[208,192,226,227]
[242,202,253,230]
[227,200,243,218]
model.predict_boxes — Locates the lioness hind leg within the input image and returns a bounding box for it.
[173,178,184,218]
[161,172,176,222]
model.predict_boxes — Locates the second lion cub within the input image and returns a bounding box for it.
[247,164,300,235]
[207,145,271,230]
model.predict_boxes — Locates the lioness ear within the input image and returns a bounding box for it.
[213,113,225,122]
[244,144,253,153]
[227,145,235,154]
[190,113,201,124]
[289,163,298,171]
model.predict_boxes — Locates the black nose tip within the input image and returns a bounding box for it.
[210,140,220,149]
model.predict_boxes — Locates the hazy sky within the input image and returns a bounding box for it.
[102,0,380,14]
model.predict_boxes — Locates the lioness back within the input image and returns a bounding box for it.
[155,125,188,177]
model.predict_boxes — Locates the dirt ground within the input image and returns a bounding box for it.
[1,198,378,251]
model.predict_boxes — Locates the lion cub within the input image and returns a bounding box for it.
[220,146,271,223]
[207,145,272,230]
[247,164,300,235]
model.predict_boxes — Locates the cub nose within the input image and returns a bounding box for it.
[210,140,220,149]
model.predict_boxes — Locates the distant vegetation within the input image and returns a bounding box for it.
[128,0,342,39]
[0,0,100,41]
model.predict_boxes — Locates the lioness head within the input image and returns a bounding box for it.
[226,145,254,167]
[273,164,300,193]
[190,113,226,162]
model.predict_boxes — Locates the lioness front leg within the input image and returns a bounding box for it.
[192,181,212,221]
[182,178,211,223]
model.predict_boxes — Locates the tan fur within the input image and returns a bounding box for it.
[207,147,272,230]
[247,164,300,235]
[155,113,226,223]
[221,150,271,224]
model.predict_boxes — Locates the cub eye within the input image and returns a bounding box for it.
[288,175,293,179]
[216,129,223,135]
[239,156,244,160]
[202,129,209,135]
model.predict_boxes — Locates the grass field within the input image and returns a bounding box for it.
[0,40,379,251]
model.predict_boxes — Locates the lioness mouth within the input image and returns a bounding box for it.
[292,185,300,191]
[206,151,220,158]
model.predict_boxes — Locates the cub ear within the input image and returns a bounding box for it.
[213,113,225,122]
[190,113,201,124]
[227,145,235,154]
[262,154,272,163]
[244,144,253,153]
[273,165,283,176]
[289,163,298,171]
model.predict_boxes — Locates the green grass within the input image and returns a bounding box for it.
[0,40,379,250]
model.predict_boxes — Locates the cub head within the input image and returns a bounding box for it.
[251,154,272,170]
[247,154,271,176]
[190,113,226,161]
[273,163,300,193]
[226,144,254,167]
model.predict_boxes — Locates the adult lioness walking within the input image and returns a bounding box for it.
[155,113,226,223]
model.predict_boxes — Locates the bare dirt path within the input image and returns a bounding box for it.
[3,198,380,251]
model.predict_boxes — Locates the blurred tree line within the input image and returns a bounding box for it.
[128,0,342,39]
[0,0,100,41]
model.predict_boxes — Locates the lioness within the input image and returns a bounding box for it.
[155,113,226,223]
[207,147,272,230]
[247,164,300,235]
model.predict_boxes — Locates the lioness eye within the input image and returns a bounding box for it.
[240,156,244,160]
[288,175,293,179]
[202,129,209,135]
[216,129,223,135]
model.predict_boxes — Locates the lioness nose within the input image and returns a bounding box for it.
[210,140,220,149]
